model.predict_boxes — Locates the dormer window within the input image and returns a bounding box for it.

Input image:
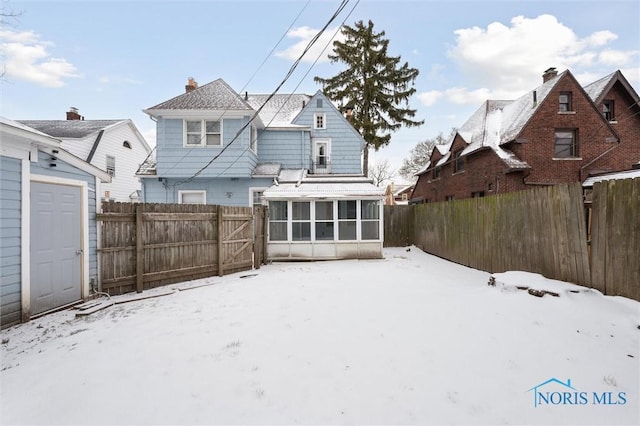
[432,165,441,179]
[122,141,132,149]
[184,119,222,147]
[453,149,465,173]
[603,100,615,121]
[314,113,326,130]
[559,92,572,112]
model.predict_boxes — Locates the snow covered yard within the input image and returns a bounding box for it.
[1,246,638,425]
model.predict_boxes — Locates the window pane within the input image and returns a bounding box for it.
[361,200,379,219]
[205,121,220,132]
[186,121,200,132]
[338,221,356,240]
[206,134,221,146]
[181,192,205,204]
[315,201,333,220]
[315,222,334,240]
[292,222,310,241]
[361,221,379,240]
[269,201,287,220]
[338,200,356,219]
[187,134,201,145]
[292,202,310,220]
[269,222,287,241]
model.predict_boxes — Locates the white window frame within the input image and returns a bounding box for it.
[267,199,383,243]
[313,138,331,172]
[249,187,267,207]
[183,119,223,147]
[313,113,326,130]
[106,155,116,177]
[178,190,206,204]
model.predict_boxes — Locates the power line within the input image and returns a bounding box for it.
[175,0,352,186]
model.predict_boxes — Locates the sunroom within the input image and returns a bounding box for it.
[262,175,385,260]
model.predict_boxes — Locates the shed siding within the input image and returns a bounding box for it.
[156,117,253,178]
[32,152,100,283]
[0,155,22,328]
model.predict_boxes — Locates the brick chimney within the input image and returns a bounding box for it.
[66,107,83,120]
[542,67,558,83]
[185,77,198,93]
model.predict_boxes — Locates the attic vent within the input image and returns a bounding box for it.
[316,99,323,108]
[123,141,132,149]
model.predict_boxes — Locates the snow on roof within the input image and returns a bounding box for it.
[582,169,640,187]
[277,168,306,182]
[136,158,157,176]
[252,163,282,177]
[246,94,311,128]
[145,79,253,112]
[583,71,616,102]
[263,180,384,199]
[17,119,124,139]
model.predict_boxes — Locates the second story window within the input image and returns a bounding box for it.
[603,100,615,121]
[559,92,572,112]
[453,149,464,173]
[432,165,441,179]
[184,119,222,147]
[314,113,326,129]
[554,129,578,158]
[250,125,258,153]
[106,155,115,177]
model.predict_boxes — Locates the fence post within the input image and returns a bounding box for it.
[218,206,224,277]
[136,204,144,293]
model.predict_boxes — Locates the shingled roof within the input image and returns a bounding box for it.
[17,120,124,139]
[145,79,254,111]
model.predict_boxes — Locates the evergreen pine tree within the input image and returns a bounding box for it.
[314,20,424,175]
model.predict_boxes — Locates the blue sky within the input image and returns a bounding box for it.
[2,0,639,176]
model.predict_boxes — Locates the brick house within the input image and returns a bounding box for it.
[410,68,640,203]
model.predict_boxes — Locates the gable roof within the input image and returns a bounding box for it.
[245,93,311,128]
[145,78,253,112]
[17,119,123,139]
[583,69,640,105]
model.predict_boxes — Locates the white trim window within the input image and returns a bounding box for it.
[178,190,206,204]
[313,138,331,173]
[313,113,326,129]
[106,155,116,177]
[184,119,222,147]
[249,187,266,207]
[267,199,382,242]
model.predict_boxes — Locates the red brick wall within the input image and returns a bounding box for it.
[411,72,640,204]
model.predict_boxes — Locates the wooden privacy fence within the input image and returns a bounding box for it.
[97,202,267,296]
[384,180,639,301]
[590,178,640,301]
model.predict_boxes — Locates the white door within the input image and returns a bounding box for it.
[30,182,82,315]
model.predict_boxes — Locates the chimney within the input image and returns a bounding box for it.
[185,77,198,93]
[66,107,83,121]
[542,67,558,83]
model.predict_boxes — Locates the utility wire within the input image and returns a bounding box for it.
[159,0,312,178]
[175,0,352,186]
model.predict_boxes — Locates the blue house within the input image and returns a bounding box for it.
[1,117,111,329]
[138,78,384,260]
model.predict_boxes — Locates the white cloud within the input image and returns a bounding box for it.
[0,30,80,88]
[275,25,345,63]
[426,14,637,108]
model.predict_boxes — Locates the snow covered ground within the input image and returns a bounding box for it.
[1,247,638,425]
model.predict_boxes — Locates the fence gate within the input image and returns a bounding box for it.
[97,202,266,296]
